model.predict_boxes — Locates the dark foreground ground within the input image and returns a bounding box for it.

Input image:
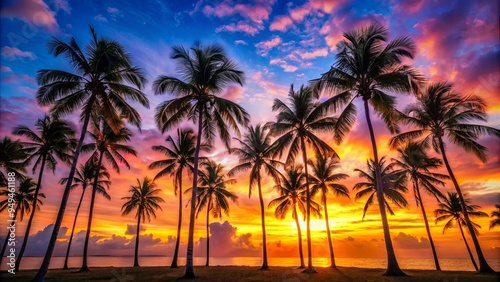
[1,266,499,281]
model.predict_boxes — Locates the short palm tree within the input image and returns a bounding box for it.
[435,192,488,271]
[390,82,500,272]
[391,142,448,270]
[268,165,321,269]
[0,179,44,266]
[149,128,208,268]
[13,115,76,271]
[59,158,111,270]
[153,42,249,279]
[78,120,136,272]
[229,124,283,270]
[308,154,349,268]
[267,84,337,273]
[490,204,500,230]
[121,177,165,267]
[0,137,28,186]
[34,26,148,281]
[191,161,238,267]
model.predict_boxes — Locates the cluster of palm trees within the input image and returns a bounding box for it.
[0,22,499,282]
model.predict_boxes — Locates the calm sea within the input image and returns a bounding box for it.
[2,256,500,271]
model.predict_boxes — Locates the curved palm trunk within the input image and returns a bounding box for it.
[79,150,104,272]
[363,100,405,276]
[300,137,316,273]
[63,187,87,270]
[414,181,441,271]
[322,195,336,268]
[458,221,478,271]
[438,139,494,273]
[34,100,94,282]
[183,106,203,279]
[16,155,46,272]
[257,174,269,270]
[0,205,19,266]
[134,208,141,267]
[293,203,305,268]
[170,173,182,268]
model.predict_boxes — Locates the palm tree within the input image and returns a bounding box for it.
[191,161,238,267]
[0,179,44,266]
[148,128,208,268]
[308,154,349,268]
[390,82,500,272]
[121,177,165,267]
[229,124,283,270]
[268,165,321,269]
[435,192,488,271]
[490,204,500,230]
[13,115,76,271]
[153,42,249,279]
[267,84,336,273]
[34,26,148,281]
[0,137,28,186]
[59,158,111,270]
[391,142,448,270]
[78,120,136,272]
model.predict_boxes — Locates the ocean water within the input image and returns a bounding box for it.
[2,256,500,272]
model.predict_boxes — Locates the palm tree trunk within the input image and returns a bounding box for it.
[205,198,211,267]
[300,137,316,273]
[363,99,405,276]
[79,150,104,272]
[458,221,478,271]
[34,100,94,282]
[293,204,305,268]
[134,208,141,267]
[414,181,441,271]
[323,195,336,268]
[0,205,19,266]
[438,138,494,273]
[257,173,269,270]
[63,187,86,270]
[15,154,46,272]
[183,105,203,279]
[170,173,182,268]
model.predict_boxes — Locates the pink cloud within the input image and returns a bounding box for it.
[52,0,71,14]
[310,0,348,13]
[0,0,60,33]
[234,40,248,45]
[1,46,37,60]
[255,36,282,56]
[394,0,425,14]
[215,21,261,35]
[94,14,108,22]
[290,4,311,22]
[221,84,245,102]
[269,58,298,73]
[1,66,12,72]
[203,0,275,25]
[270,15,294,32]
[1,74,36,84]
[297,47,328,59]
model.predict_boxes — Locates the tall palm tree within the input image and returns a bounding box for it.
[121,177,165,267]
[490,204,500,230]
[390,82,500,272]
[34,26,148,281]
[435,192,488,271]
[0,179,44,266]
[148,128,208,268]
[191,161,238,267]
[78,120,136,272]
[229,124,283,270]
[267,84,336,273]
[391,142,448,270]
[0,137,28,186]
[308,154,349,268]
[153,42,249,279]
[13,115,76,271]
[314,23,423,276]
[59,158,111,270]
[268,166,321,269]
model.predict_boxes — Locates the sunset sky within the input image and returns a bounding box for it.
[0,0,499,264]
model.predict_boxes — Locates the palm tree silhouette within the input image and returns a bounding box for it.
[308,154,349,268]
[269,165,321,269]
[0,137,28,185]
[34,26,148,281]
[391,82,500,272]
[153,42,249,279]
[490,204,500,230]
[149,128,208,268]
[13,115,76,271]
[190,161,238,266]
[435,192,488,271]
[0,179,44,266]
[391,142,448,270]
[267,84,336,273]
[314,23,423,276]
[59,158,111,269]
[121,177,165,267]
[229,124,283,270]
